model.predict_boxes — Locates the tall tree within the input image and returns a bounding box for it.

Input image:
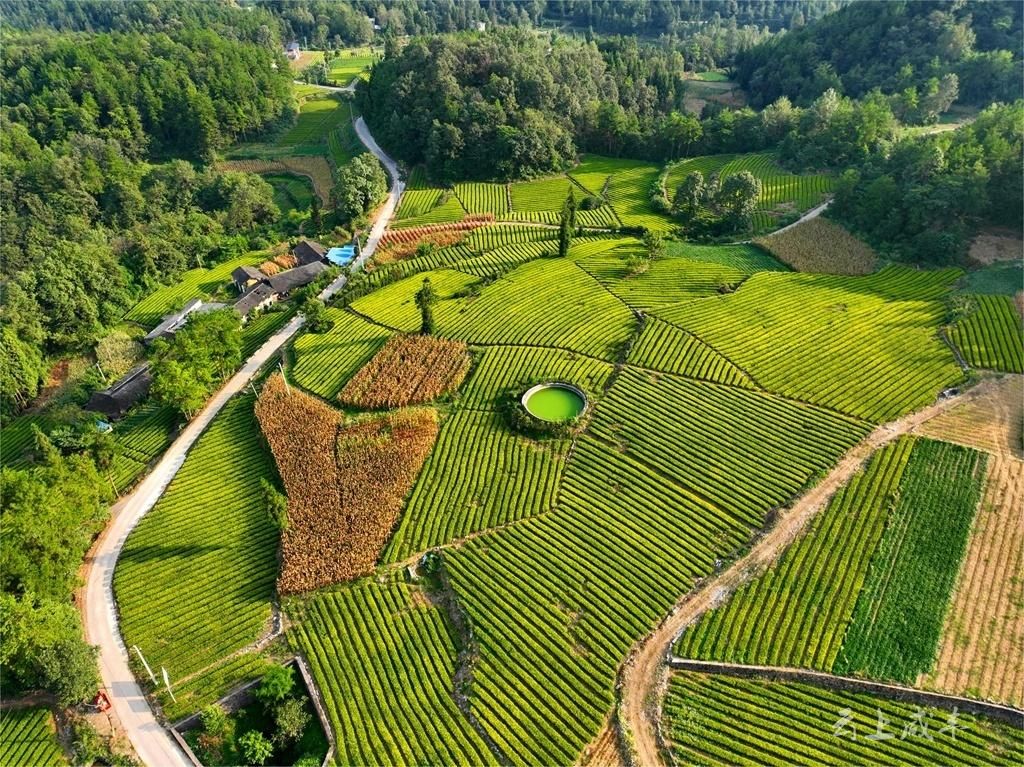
[415,278,435,335]
[717,171,762,232]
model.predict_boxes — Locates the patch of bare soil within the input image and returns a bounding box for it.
[26,355,92,413]
[578,718,625,767]
[922,455,1024,707]
[683,96,706,116]
[969,231,1024,266]
[915,375,1023,458]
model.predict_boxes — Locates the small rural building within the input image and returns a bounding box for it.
[144,299,204,345]
[234,283,278,319]
[292,239,328,266]
[144,300,229,345]
[232,265,265,293]
[285,41,301,60]
[268,261,328,295]
[86,363,153,420]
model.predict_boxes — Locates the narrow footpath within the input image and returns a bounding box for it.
[81,117,402,767]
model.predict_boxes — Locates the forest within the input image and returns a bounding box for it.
[830,102,1023,263]
[736,0,1022,111]
[0,25,293,414]
[263,0,845,45]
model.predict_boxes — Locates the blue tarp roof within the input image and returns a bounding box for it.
[326,246,356,267]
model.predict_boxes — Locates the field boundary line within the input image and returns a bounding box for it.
[645,313,767,391]
[572,260,644,318]
[939,326,971,372]
[339,304,406,334]
[615,378,1001,767]
[668,658,1024,727]
[645,311,891,427]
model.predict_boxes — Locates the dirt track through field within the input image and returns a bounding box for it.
[915,374,1022,458]
[618,381,997,767]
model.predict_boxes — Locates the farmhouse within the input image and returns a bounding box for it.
[292,239,328,266]
[234,283,278,318]
[268,260,328,295]
[285,40,300,60]
[86,363,152,420]
[232,265,265,292]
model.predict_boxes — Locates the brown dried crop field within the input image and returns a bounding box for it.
[378,215,494,248]
[923,455,1024,707]
[375,229,467,264]
[755,217,877,275]
[339,335,471,410]
[256,375,438,594]
[915,375,1023,458]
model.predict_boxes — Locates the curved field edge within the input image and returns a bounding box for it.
[113,394,280,681]
[0,708,66,767]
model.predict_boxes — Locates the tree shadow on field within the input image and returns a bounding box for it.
[119,543,227,566]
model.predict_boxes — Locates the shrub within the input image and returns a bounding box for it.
[273,696,311,746]
[200,704,229,737]
[255,664,294,705]
[238,730,274,766]
[35,637,98,707]
[95,331,143,380]
[259,478,289,532]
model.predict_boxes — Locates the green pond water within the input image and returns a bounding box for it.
[524,386,585,422]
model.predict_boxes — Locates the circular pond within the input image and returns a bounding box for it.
[521,382,587,423]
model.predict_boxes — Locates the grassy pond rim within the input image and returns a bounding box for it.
[520,382,588,423]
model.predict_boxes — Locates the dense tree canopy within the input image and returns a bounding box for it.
[255,0,837,48]
[359,30,588,179]
[736,1,1023,116]
[830,102,1024,263]
[543,0,845,35]
[150,309,244,417]
[0,23,287,415]
[0,0,281,43]
[2,28,292,160]
[0,431,111,705]
[359,29,721,179]
[333,153,389,222]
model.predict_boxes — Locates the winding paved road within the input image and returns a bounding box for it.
[618,380,998,767]
[82,117,402,766]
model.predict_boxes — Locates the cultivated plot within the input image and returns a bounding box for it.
[665,671,1024,766]
[115,395,279,679]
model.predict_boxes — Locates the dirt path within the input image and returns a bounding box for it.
[760,199,831,239]
[618,380,997,767]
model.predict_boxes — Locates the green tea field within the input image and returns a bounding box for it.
[110,164,1016,767]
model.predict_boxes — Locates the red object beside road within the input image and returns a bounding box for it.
[94,691,111,711]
